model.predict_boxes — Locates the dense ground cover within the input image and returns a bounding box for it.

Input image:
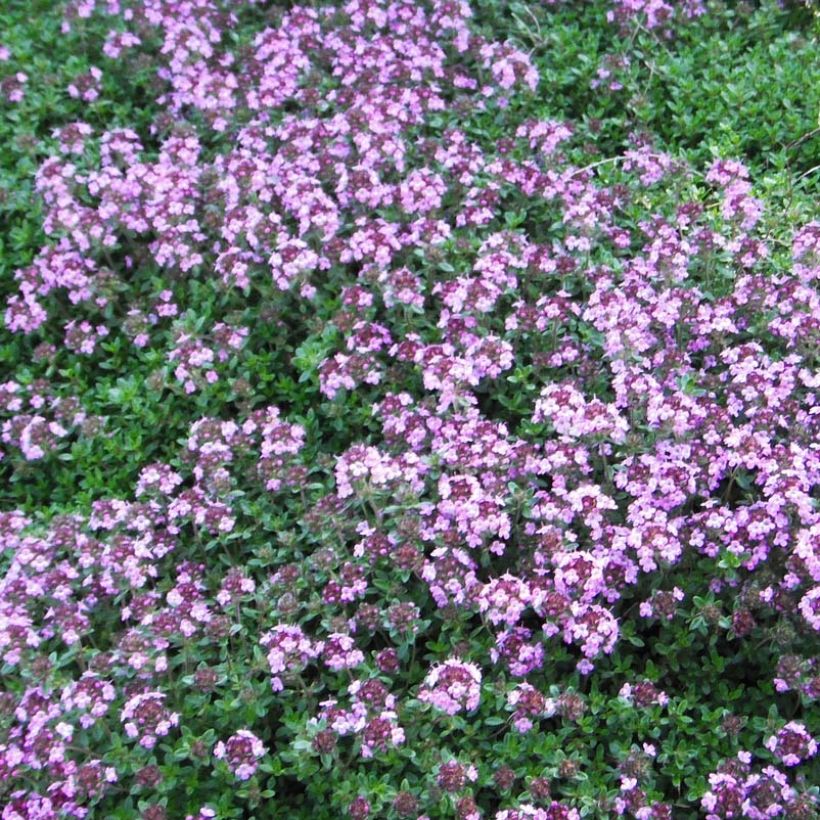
[0,0,819,817]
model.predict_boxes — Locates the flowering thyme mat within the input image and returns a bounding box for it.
[0,0,818,817]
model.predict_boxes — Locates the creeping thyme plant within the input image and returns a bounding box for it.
[0,0,819,817]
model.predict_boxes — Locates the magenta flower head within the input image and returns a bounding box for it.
[321,633,365,672]
[120,691,179,749]
[419,657,482,715]
[764,722,817,767]
[261,624,321,691]
[348,796,371,819]
[214,729,266,780]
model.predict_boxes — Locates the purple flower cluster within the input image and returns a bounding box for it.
[214,729,266,781]
[419,658,482,715]
[311,678,405,759]
[120,691,179,750]
[764,722,817,768]
[701,752,818,819]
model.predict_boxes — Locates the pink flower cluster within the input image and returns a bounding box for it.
[311,678,405,759]
[507,683,557,733]
[261,625,321,692]
[607,0,705,37]
[214,729,266,781]
[701,753,817,819]
[764,722,817,768]
[120,691,179,750]
[419,657,482,715]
